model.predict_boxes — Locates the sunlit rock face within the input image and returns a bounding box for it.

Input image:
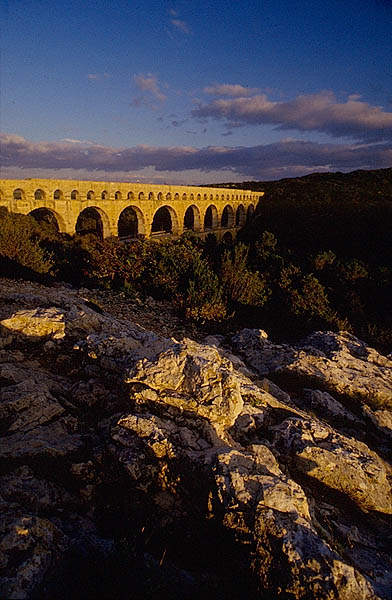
[0,280,391,600]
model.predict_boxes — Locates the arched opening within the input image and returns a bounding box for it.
[115,191,122,200]
[138,192,144,201]
[247,204,255,221]
[71,190,79,200]
[204,205,218,230]
[29,208,64,233]
[158,192,163,202]
[148,192,154,201]
[174,193,180,202]
[182,193,187,202]
[118,206,145,238]
[151,206,178,235]
[53,189,63,200]
[221,205,234,228]
[166,193,172,202]
[127,191,134,201]
[222,231,233,245]
[101,190,109,200]
[87,190,95,201]
[76,207,109,239]
[34,189,45,201]
[13,188,24,201]
[236,204,246,226]
[183,205,201,232]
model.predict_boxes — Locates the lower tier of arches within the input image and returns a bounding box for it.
[2,201,256,240]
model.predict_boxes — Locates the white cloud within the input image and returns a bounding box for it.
[192,90,392,142]
[1,133,391,181]
[204,84,260,97]
[133,73,167,103]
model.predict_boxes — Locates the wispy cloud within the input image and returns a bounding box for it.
[1,133,391,181]
[60,138,94,145]
[87,73,111,81]
[170,19,190,34]
[133,73,167,103]
[167,8,191,35]
[204,84,260,97]
[193,90,392,142]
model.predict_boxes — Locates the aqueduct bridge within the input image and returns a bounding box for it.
[0,179,262,240]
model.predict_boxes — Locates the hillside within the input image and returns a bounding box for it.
[213,167,392,202]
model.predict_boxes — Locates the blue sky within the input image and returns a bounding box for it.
[1,0,391,183]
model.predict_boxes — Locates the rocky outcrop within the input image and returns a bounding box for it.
[0,279,391,599]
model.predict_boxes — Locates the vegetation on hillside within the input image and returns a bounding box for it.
[1,167,392,352]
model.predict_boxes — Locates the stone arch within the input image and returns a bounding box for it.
[182,193,187,202]
[203,194,208,202]
[71,189,79,200]
[138,192,145,201]
[34,188,45,201]
[87,190,95,201]
[13,188,25,201]
[53,189,63,200]
[118,206,145,238]
[197,194,201,202]
[101,190,109,200]
[29,207,66,232]
[189,194,194,203]
[127,191,134,201]
[158,192,163,202]
[148,192,154,201]
[76,206,110,239]
[247,204,255,221]
[235,204,246,226]
[183,205,201,232]
[204,205,218,230]
[174,193,180,202]
[221,205,234,228]
[115,191,122,200]
[151,205,179,235]
[166,193,172,202]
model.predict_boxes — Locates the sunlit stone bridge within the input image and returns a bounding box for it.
[0,179,262,241]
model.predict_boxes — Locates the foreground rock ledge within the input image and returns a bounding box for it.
[0,279,391,599]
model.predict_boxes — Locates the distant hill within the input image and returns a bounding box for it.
[213,167,392,203]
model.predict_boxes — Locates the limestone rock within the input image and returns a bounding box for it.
[124,338,244,430]
[273,417,392,514]
[215,446,380,600]
[232,329,392,412]
[0,416,83,459]
[0,513,68,600]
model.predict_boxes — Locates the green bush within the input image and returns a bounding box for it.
[221,243,270,307]
[0,211,54,275]
[142,238,201,298]
[183,253,227,322]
